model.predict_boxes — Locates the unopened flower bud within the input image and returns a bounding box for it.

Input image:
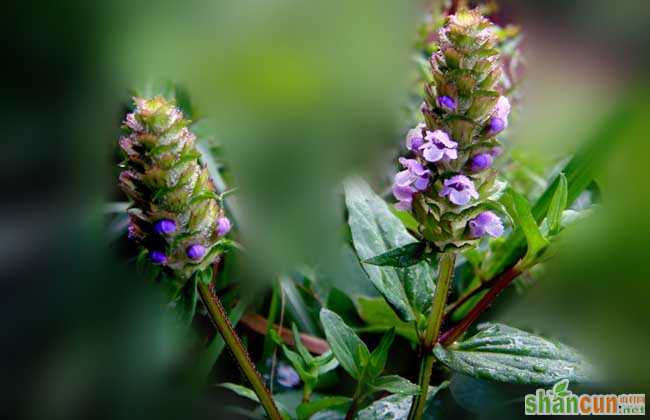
[469,153,493,172]
[216,217,232,237]
[153,219,177,235]
[186,244,207,261]
[437,95,457,112]
[150,250,167,265]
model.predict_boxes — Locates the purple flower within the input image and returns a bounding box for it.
[486,96,510,136]
[405,124,425,152]
[468,211,504,238]
[276,363,301,388]
[469,153,493,172]
[392,158,430,211]
[149,250,167,265]
[154,219,177,235]
[439,175,479,206]
[186,244,207,261]
[420,130,457,163]
[489,146,503,157]
[216,216,231,237]
[437,95,457,112]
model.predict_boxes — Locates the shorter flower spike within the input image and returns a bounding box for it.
[439,175,478,206]
[468,211,504,238]
[154,219,177,235]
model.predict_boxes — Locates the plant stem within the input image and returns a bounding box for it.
[408,252,456,420]
[198,282,283,420]
[345,382,363,420]
[439,265,521,346]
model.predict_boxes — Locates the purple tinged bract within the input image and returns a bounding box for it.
[420,130,458,163]
[468,211,504,238]
[439,175,479,206]
[186,244,207,261]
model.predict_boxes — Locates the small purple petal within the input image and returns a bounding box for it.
[413,176,429,191]
[470,153,493,172]
[469,211,504,238]
[395,199,412,211]
[154,219,177,235]
[149,250,167,265]
[437,95,457,111]
[439,175,478,206]
[393,184,415,201]
[425,130,457,149]
[186,244,207,261]
[398,158,428,177]
[216,217,231,237]
[490,146,503,157]
[422,146,444,162]
[493,96,511,120]
[406,125,425,151]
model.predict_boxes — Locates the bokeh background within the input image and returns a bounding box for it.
[3,0,650,418]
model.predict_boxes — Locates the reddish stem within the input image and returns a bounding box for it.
[438,266,521,345]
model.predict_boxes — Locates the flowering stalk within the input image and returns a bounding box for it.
[119,96,232,280]
[118,97,281,420]
[393,9,513,420]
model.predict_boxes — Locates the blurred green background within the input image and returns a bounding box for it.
[3,0,650,418]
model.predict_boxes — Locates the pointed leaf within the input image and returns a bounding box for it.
[364,242,428,268]
[367,328,395,378]
[546,173,568,236]
[433,323,594,385]
[356,297,418,343]
[319,309,370,380]
[344,178,435,320]
[369,375,420,395]
[500,189,549,268]
[292,323,314,364]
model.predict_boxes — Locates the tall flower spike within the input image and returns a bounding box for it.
[393,9,511,250]
[118,96,230,278]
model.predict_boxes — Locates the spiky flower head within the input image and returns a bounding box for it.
[394,9,511,250]
[119,96,231,278]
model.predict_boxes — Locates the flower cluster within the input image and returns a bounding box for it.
[393,9,509,249]
[119,96,231,278]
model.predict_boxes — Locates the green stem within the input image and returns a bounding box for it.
[198,282,283,420]
[344,381,364,420]
[408,252,456,420]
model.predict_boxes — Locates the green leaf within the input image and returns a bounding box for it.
[369,375,420,395]
[367,328,395,378]
[433,323,594,385]
[357,382,448,419]
[319,309,370,380]
[314,351,339,376]
[356,297,418,343]
[292,323,315,365]
[281,346,313,383]
[545,173,568,236]
[296,396,352,420]
[344,178,435,321]
[174,276,198,327]
[500,189,549,268]
[219,382,260,403]
[364,242,429,268]
[281,276,319,335]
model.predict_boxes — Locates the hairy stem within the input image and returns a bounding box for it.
[198,282,283,420]
[439,265,521,346]
[409,252,456,420]
[345,382,363,420]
